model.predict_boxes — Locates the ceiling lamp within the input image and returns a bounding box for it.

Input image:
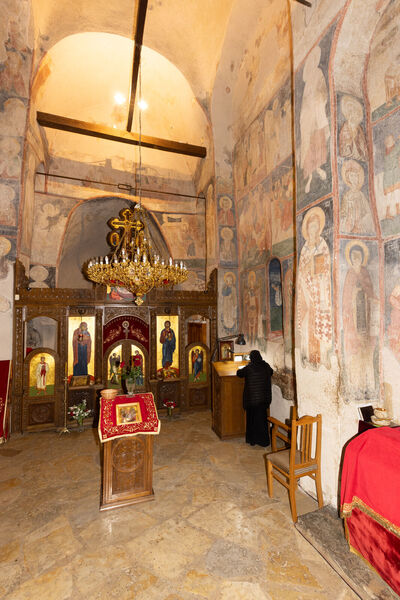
[85,58,187,305]
[85,204,188,305]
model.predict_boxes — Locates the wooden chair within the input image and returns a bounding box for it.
[265,413,323,523]
[268,406,297,451]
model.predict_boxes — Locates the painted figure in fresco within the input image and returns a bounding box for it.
[160,321,176,368]
[299,46,330,194]
[36,356,49,393]
[72,321,92,376]
[297,207,332,369]
[387,279,400,362]
[191,348,204,382]
[109,352,120,384]
[283,267,294,353]
[26,322,42,350]
[221,271,237,332]
[339,96,367,162]
[220,227,236,262]
[219,196,235,226]
[385,61,400,107]
[132,350,144,385]
[340,160,374,234]
[383,134,400,219]
[342,241,377,396]
[245,270,260,346]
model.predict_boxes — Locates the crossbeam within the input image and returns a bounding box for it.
[37,111,207,158]
[127,0,148,131]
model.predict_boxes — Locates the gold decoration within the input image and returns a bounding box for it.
[85,205,188,305]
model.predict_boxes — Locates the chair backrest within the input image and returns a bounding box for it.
[269,405,297,451]
[289,414,322,472]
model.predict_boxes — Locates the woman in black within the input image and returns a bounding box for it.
[237,350,273,447]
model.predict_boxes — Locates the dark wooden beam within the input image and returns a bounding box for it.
[294,0,311,6]
[127,0,148,131]
[37,111,207,158]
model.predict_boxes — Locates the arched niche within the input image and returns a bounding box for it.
[103,339,148,393]
[57,197,169,289]
[267,257,283,337]
[25,316,58,356]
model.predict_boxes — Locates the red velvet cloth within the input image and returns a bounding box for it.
[341,427,400,595]
[0,360,11,443]
[98,392,160,442]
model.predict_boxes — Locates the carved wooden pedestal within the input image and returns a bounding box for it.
[100,434,154,511]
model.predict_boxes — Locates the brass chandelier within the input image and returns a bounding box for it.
[85,56,188,305]
[85,204,188,305]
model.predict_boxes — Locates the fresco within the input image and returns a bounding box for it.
[188,346,207,384]
[218,195,235,226]
[264,79,292,175]
[339,159,374,235]
[159,214,205,259]
[219,270,238,335]
[268,258,283,334]
[206,184,217,260]
[270,158,294,248]
[282,259,294,354]
[28,264,56,288]
[156,315,179,378]
[385,238,400,361]
[0,236,13,360]
[29,353,55,397]
[219,226,238,266]
[240,267,267,349]
[0,183,17,227]
[31,195,70,266]
[295,25,336,210]
[340,240,379,400]
[373,109,400,236]
[296,200,333,370]
[237,183,269,269]
[25,316,57,355]
[68,316,95,378]
[338,95,367,163]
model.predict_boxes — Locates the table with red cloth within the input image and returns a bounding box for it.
[98,393,160,510]
[340,427,400,596]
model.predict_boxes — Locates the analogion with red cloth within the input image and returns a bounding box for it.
[340,427,400,596]
[0,360,11,443]
[98,392,160,442]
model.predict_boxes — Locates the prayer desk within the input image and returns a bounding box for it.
[341,427,400,596]
[98,393,160,511]
[212,361,247,439]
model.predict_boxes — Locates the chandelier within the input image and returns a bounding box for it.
[85,204,188,305]
[85,56,187,305]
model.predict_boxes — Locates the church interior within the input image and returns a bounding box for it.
[1,0,400,597]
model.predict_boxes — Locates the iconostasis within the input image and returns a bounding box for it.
[13,264,217,433]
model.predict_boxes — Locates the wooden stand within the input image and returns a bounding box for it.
[100,434,154,511]
[212,361,247,439]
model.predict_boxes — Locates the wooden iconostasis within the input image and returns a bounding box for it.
[12,262,217,433]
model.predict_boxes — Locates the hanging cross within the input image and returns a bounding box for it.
[108,207,145,249]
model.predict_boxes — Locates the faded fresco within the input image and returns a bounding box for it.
[340,240,379,400]
[25,316,57,354]
[282,258,294,354]
[0,236,14,360]
[219,226,238,266]
[295,25,336,210]
[29,353,55,397]
[158,213,205,260]
[219,270,238,335]
[297,201,333,370]
[268,258,283,335]
[240,267,267,349]
[270,157,294,254]
[372,109,400,236]
[384,238,400,361]
[237,183,269,269]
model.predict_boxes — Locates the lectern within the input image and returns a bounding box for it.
[212,361,247,439]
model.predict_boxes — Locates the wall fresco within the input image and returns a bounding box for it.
[237,183,269,269]
[240,267,267,350]
[219,269,238,335]
[268,258,283,334]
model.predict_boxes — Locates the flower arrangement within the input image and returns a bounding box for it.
[69,400,92,428]
[163,399,177,419]
[120,361,142,383]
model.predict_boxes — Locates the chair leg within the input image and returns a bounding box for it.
[315,469,324,509]
[266,458,274,498]
[288,480,298,523]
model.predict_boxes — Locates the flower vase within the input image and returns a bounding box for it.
[167,406,173,419]
[126,380,136,396]
[77,419,84,432]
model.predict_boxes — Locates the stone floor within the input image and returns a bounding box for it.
[0,411,358,600]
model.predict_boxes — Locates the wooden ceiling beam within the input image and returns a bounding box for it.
[37,111,207,158]
[127,0,148,132]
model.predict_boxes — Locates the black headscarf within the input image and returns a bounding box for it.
[249,350,263,364]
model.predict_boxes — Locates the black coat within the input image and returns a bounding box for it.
[237,360,273,409]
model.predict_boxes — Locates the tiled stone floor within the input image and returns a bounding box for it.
[0,411,357,599]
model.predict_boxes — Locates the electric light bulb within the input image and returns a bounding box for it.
[114,92,126,105]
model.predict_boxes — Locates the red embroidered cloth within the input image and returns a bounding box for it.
[0,360,11,443]
[341,427,400,596]
[98,392,160,442]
